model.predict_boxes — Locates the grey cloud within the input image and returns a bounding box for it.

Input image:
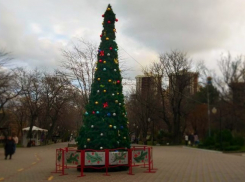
[0,0,245,77]
[116,0,245,53]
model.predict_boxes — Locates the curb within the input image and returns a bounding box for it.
[182,146,222,153]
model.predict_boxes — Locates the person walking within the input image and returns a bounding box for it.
[4,136,15,160]
[185,134,188,146]
[12,134,19,153]
[194,133,199,146]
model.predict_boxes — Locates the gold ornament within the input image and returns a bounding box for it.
[115,100,118,103]
[103,90,107,93]
[104,31,106,36]
[95,67,98,70]
[108,79,112,82]
[106,37,109,40]
[95,101,98,104]
[102,22,104,25]
[98,78,101,81]
[109,125,112,128]
[107,8,111,11]
[113,81,116,84]
[123,137,126,139]
[114,58,118,64]
[113,29,116,32]
[119,69,121,72]
[117,92,119,95]
[103,61,106,64]
[87,138,90,142]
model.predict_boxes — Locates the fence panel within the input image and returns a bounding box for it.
[132,149,148,163]
[85,152,105,165]
[65,150,80,166]
[109,151,128,165]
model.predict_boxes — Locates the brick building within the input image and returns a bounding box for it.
[168,71,199,95]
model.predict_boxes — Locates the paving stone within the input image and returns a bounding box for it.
[1,144,245,181]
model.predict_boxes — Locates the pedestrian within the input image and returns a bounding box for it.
[194,133,199,146]
[12,134,19,153]
[188,133,194,146]
[4,136,15,160]
[185,134,188,146]
[69,135,73,142]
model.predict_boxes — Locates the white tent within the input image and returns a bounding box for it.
[22,126,48,132]
[22,126,48,147]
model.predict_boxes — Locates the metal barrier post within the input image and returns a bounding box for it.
[143,147,156,173]
[103,149,110,176]
[141,146,147,168]
[128,148,134,175]
[151,147,157,170]
[77,150,85,177]
[59,149,68,176]
[65,147,68,169]
[51,149,59,173]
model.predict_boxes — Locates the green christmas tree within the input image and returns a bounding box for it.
[77,4,130,150]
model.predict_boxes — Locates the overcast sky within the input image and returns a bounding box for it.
[1,0,245,79]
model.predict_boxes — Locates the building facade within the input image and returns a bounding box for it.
[168,71,199,95]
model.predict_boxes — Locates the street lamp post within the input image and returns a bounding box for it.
[133,123,136,143]
[207,77,212,137]
[148,118,154,145]
[212,107,222,150]
[133,123,138,144]
[136,126,138,144]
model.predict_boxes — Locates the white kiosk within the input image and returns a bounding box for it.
[22,126,48,147]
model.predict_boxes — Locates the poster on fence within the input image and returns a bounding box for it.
[132,150,148,163]
[85,152,105,165]
[109,151,128,165]
[65,151,80,165]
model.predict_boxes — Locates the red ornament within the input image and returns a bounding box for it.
[108,20,111,24]
[109,47,112,50]
[99,50,104,56]
[103,102,108,108]
[99,59,103,63]
[92,111,95,114]
[100,34,102,37]
[117,80,120,84]
[115,19,118,22]
[102,14,104,17]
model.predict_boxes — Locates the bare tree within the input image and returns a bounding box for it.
[61,39,98,109]
[143,51,197,144]
[0,50,22,127]
[8,100,28,138]
[217,53,245,132]
[15,68,43,146]
[39,71,73,141]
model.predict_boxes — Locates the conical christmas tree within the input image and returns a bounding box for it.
[77,4,130,150]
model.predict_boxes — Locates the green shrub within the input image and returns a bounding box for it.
[223,145,241,151]
[221,141,230,148]
[232,136,244,146]
[215,143,221,149]
[200,130,244,151]
[203,136,215,146]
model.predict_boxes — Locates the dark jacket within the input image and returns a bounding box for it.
[5,139,15,155]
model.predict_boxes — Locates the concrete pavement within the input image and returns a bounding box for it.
[1,143,245,181]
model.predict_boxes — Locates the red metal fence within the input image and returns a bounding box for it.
[52,145,157,177]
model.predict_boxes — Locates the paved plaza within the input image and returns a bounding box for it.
[1,143,245,182]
